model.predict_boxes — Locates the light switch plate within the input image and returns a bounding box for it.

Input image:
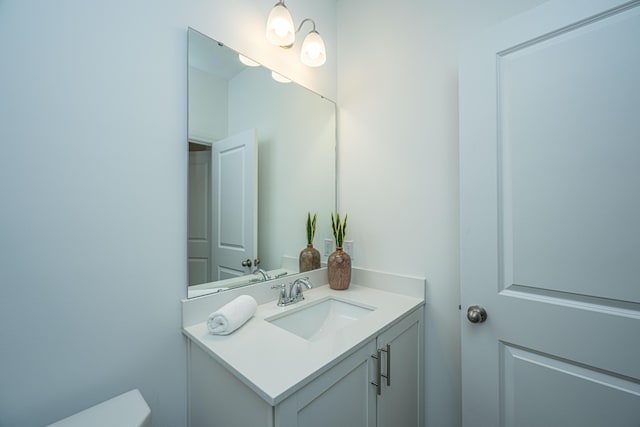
[324,239,334,257]
[343,240,354,261]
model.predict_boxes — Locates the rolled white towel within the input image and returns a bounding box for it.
[207,295,258,335]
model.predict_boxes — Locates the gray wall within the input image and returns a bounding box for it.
[0,0,550,426]
[336,0,546,426]
[0,1,336,426]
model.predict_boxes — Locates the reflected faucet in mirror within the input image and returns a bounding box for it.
[252,268,270,282]
[186,28,336,298]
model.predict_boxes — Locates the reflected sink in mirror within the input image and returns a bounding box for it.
[266,297,376,342]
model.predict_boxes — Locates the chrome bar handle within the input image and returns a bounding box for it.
[380,344,391,386]
[370,350,382,396]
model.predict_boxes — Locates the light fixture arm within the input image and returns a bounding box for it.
[271,0,316,34]
[296,18,317,34]
[280,18,318,49]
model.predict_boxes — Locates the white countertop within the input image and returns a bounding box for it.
[182,280,424,405]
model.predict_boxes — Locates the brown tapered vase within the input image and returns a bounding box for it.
[299,244,321,272]
[327,247,351,290]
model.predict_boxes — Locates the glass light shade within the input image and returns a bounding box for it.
[271,71,291,83]
[300,30,326,67]
[266,3,295,46]
[238,54,260,67]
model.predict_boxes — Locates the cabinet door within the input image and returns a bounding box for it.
[376,308,424,427]
[276,340,377,427]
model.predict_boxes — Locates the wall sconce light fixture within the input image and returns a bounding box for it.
[265,1,326,67]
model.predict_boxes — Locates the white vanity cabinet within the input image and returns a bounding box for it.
[273,339,377,427]
[187,307,424,427]
[374,307,423,427]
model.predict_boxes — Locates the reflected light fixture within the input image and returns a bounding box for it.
[238,54,260,67]
[265,1,326,67]
[271,71,291,83]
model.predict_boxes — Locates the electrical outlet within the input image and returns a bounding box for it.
[343,240,354,261]
[324,238,334,257]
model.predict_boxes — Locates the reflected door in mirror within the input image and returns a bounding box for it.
[188,146,212,285]
[212,129,258,281]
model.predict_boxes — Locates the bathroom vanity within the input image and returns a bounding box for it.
[181,268,425,427]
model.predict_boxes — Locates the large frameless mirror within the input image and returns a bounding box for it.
[187,28,336,298]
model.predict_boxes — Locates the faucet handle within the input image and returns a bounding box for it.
[293,277,313,289]
[271,283,289,306]
[271,282,286,294]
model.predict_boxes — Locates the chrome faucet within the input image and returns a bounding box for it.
[253,268,271,282]
[289,277,312,303]
[271,277,313,307]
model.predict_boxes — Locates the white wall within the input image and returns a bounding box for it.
[1,0,556,424]
[0,1,336,426]
[228,68,336,271]
[336,0,546,426]
[188,67,228,142]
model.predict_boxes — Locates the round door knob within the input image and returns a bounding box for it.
[241,259,252,267]
[466,305,487,323]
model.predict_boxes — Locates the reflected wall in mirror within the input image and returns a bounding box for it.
[187,28,337,298]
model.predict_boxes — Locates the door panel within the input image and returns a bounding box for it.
[460,1,640,425]
[188,150,212,285]
[498,6,640,302]
[212,129,258,280]
[296,360,372,427]
[501,344,640,427]
[275,341,377,427]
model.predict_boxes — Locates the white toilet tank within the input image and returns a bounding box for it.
[47,389,151,427]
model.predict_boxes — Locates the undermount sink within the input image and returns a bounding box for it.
[266,297,375,341]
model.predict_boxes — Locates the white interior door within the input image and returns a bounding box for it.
[188,149,212,285]
[212,129,258,280]
[459,1,640,425]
